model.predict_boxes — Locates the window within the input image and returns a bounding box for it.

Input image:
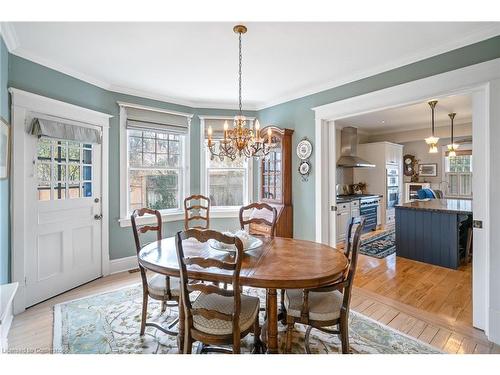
[444,151,472,197]
[200,117,253,210]
[37,138,93,201]
[128,129,183,213]
[119,103,191,223]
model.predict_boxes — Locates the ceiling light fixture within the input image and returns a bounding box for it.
[447,112,459,157]
[425,100,439,153]
[207,25,272,161]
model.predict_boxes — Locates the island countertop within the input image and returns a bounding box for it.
[396,198,472,215]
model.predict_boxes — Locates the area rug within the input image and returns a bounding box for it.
[53,284,440,354]
[360,230,396,259]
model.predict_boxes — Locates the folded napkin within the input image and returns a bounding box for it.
[218,230,253,249]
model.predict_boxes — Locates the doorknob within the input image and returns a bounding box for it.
[94,214,103,220]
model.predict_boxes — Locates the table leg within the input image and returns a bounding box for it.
[266,288,278,354]
[177,294,185,354]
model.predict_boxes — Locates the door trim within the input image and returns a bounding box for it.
[312,58,500,344]
[9,88,112,313]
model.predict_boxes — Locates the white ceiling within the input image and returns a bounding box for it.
[3,22,500,110]
[336,94,472,134]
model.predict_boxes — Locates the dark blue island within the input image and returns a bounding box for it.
[395,199,472,269]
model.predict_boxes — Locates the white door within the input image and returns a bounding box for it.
[25,135,102,307]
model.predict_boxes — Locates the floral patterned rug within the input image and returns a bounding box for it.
[360,230,396,259]
[53,284,440,354]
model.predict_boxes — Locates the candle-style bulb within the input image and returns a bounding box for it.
[255,120,260,131]
[223,121,229,131]
[267,128,272,145]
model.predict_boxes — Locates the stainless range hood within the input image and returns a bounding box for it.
[337,127,375,168]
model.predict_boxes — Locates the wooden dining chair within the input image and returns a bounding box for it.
[239,202,278,238]
[131,208,180,336]
[184,195,211,230]
[239,202,281,315]
[175,229,262,354]
[283,216,365,354]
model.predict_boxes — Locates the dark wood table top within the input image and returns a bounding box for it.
[396,198,472,214]
[138,236,348,289]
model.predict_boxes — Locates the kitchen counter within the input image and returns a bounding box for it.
[336,194,382,203]
[397,199,472,215]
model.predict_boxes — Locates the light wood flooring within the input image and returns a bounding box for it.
[7,264,499,353]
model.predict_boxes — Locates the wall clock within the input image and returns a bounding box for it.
[296,139,313,160]
[403,154,415,177]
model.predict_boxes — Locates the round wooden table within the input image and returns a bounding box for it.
[138,236,348,354]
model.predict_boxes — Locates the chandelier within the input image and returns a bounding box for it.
[207,25,272,161]
[447,112,459,157]
[425,100,439,153]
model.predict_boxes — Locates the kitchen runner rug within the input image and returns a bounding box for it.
[53,284,440,354]
[360,230,396,259]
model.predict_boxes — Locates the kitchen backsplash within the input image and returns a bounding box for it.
[336,167,353,186]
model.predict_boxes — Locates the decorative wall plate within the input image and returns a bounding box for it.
[298,160,311,176]
[296,139,313,160]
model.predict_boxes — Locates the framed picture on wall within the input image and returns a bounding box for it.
[0,117,9,179]
[419,163,437,177]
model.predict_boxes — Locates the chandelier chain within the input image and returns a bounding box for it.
[238,31,243,116]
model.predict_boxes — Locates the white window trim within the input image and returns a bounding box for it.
[199,116,254,218]
[441,143,473,199]
[118,102,192,227]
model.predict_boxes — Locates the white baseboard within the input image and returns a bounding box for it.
[1,282,19,352]
[109,256,139,275]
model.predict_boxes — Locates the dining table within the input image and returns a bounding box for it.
[138,235,348,354]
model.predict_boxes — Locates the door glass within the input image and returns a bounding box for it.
[37,138,93,200]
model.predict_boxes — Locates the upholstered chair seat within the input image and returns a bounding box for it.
[192,293,260,335]
[148,273,180,297]
[284,289,343,321]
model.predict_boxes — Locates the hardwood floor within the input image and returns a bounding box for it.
[7,262,499,353]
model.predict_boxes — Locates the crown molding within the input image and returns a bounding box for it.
[0,22,19,51]
[3,22,500,112]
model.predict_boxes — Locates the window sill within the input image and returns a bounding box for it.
[118,211,185,228]
[118,208,245,227]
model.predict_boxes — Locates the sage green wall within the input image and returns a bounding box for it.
[258,35,500,241]
[7,53,256,261]
[0,37,10,283]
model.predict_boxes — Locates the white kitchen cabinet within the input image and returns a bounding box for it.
[336,209,351,243]
[353,142,403,227]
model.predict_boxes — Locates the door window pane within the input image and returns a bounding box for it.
[36,139,93,201]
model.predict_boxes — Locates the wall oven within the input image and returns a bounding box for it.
[387,186,400,208]
[387,165,399,187]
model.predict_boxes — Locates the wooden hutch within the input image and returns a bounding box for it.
[250,126,294,238]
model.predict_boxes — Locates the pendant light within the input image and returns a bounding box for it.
[425,100,439,153]
[447,112,459,157]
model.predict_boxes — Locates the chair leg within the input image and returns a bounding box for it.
[252,314,262,354]
[285,317,294,353]
[140,293,148,336]
[340,315,349,354]
[183,329,193,354]
[160,301,166,314]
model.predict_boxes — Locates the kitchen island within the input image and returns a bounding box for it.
[395,199,472,269]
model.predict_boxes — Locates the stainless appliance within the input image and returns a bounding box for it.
[387,186,400,208]
[337,127,376,168]
[386,165,400,208]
